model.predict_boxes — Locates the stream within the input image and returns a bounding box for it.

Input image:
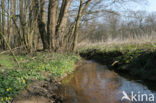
[60,61,156,103]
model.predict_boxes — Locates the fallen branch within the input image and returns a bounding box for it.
[0,32,21,68]
[0,46,24,55]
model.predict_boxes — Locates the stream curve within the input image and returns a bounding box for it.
[60,61,156,103]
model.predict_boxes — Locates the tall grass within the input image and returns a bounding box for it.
[78,34,156,51]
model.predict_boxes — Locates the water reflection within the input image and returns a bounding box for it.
[60,61,155,103]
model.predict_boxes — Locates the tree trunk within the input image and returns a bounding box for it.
[7,0,10,46]
[9,0,14,48]
[47,0,58,51]
[37,0,49,50]
[13,0,17,47]
[19,0,27,47]
[72,0,91,51]
[2,0,6,50]
[0,4,2,48]
[31,1,40,52]
[55,0,72,51]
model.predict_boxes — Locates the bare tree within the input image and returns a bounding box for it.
[0,0,150,52]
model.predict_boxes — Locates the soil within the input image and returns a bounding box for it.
[12,78,62,103]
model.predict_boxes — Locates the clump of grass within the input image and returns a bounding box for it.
[0,52,80,103]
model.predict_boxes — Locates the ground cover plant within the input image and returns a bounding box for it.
[0,52,80,103]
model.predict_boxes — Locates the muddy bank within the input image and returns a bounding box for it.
[80,49,156,81]
[12,61,85,103]
[13,78,62,103]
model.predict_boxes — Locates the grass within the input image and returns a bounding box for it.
[78,40,156,52]
[79,41,156,81]
[78,36,156,50]
[0,52,80,103]
[0,54,16,69]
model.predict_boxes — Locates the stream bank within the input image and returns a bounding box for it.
[0,52,80,103]
[79,47,156,82]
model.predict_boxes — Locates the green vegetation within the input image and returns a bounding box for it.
[0,55,16,69]
[80,42,156,81]
[0,53,80,103]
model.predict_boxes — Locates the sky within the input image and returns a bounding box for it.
[108,0,156,13]
[147,0,156,12]
[118,0,156,12]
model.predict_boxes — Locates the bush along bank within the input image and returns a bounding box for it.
[0,52,80,103]
[80,48,156,81]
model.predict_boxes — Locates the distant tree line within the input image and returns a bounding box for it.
[79,10,156,42]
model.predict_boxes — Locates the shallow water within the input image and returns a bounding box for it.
[60,61,156,103]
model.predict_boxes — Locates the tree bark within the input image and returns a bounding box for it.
[72,0,91,51]
[9,0,13,48]
[7,0,10,46]
[19,0,27,47]
[37,0,49,50]
[0,4,2,48]
[1,0,6,50]
[47,0,58,51]
[55,0,72,51]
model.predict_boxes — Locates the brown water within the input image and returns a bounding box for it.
[60,61,156,103]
